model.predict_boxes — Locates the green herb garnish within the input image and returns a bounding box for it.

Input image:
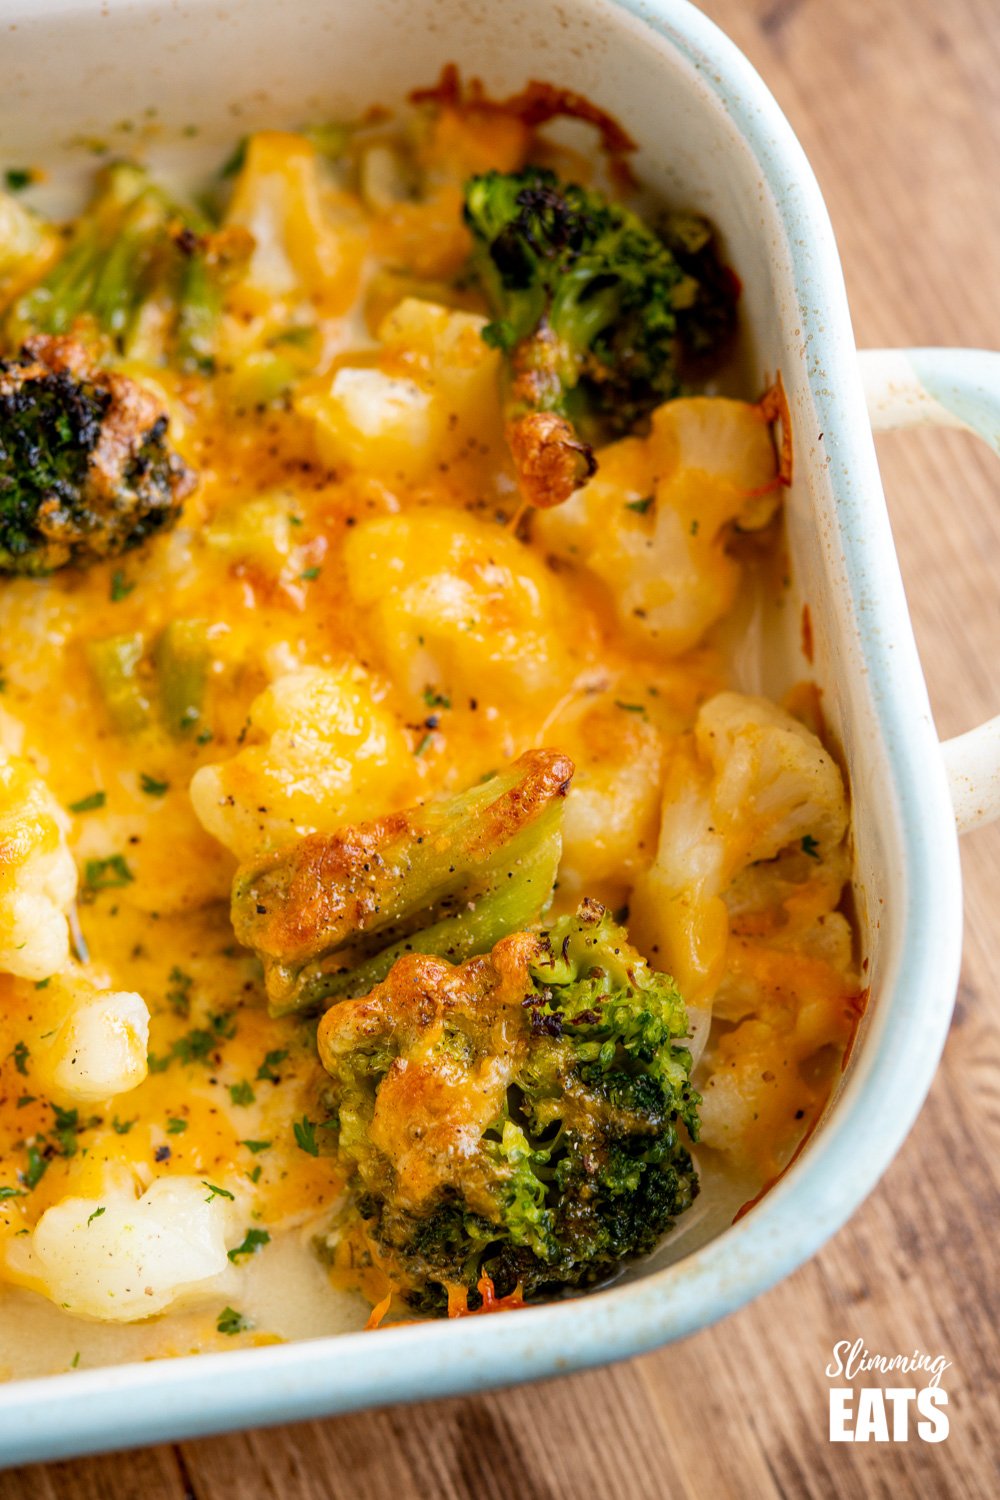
[83,854,134,892]
[68,790,106,814]
[227,1228,270,1263]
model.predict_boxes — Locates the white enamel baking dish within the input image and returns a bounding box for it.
[0,0,997,1467]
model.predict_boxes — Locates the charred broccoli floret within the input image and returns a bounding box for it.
[0,335,195,574]
[231,749,573,1016]
[6,161,251,372]
[318,900,699,1315]
[462,167,736,507]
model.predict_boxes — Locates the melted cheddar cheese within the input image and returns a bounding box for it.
[0,97,859,1373]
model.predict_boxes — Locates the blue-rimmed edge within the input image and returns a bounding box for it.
[0,0,964,1466]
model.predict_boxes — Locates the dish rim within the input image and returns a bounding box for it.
[0,0,964,1464]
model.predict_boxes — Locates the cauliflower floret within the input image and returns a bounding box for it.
[296,299,501,478]
[301,367,436,477]
[28,972,149,1105]
[0,751,77,980]
[190,664,414,861]
[377,297,503,434]
[344,509,573,710]
[224,131,362,313]
[630,692,849,1005]
[553,698,665,901]
[697,930,860,1175]
[535,398,779,657]
[4,1176,241,1322]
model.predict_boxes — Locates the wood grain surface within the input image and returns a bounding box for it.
[3,0,998,1494]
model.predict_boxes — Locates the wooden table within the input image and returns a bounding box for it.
[4,0,998,1494]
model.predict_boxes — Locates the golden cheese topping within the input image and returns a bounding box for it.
[0,95,859,1367]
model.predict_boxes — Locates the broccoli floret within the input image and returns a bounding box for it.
[318,899,699,1315]
[6,162,251,372]
[0,335,195,575]
[462,167,736,508]
[659,211,739,372]
[231,748,574,1016]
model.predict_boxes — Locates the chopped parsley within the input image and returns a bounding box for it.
[239,1139,272,1155]
[422,688,452,710]
[256,1050,288,1084]
[51,1104,81,1157]
[203,1181,235,1203]
[414,732,434,757]
[293,1117,318,1156]
[216,1306,250,1335]
[68,790,106,814]
[109,570,135,602]
[111,1115,136,1135]
[228,1080,255,1108]
[801,834,820,860]
[227,1228,270,1263]
[625,496,654,514]
[614,701,646,715]
[21,1145,48,1190]
[299,565,321,581]
[166,965,193,1019]
[166,1117,188,1135]
[4,168,33,192]
[0,1186,26,1200]
[11,1040,29,1076]
[139,772,169,797]
[86,1206,106,1227]
[153,1012,239,1073]
[83,854,135,893]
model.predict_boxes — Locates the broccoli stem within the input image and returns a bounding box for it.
[231,748,574,1016]
[7,163,246,371]
[86,633,152,733]
[154,619,211,737]
[12,165,158,341]
[281,810,564,1014]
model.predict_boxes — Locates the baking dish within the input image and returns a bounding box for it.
[0,0,997,1466]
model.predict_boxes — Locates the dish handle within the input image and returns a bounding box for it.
[860,347,1000,834]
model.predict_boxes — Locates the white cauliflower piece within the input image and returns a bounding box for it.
[0,751,77,980]
[190,664,414,861]
[554,698,665,900]
[4,1176,240,1322]
[344,509,573,710]
[30,974,149,1105]
[630,692,849,1005]
[698,692,848,869]
[224,131,360,308]
[302,367,436,476]
[297,299,501,478]
[535,398,779,657]
[697,928,860,1174]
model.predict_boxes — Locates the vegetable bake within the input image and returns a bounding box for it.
[0,74,861,1373]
